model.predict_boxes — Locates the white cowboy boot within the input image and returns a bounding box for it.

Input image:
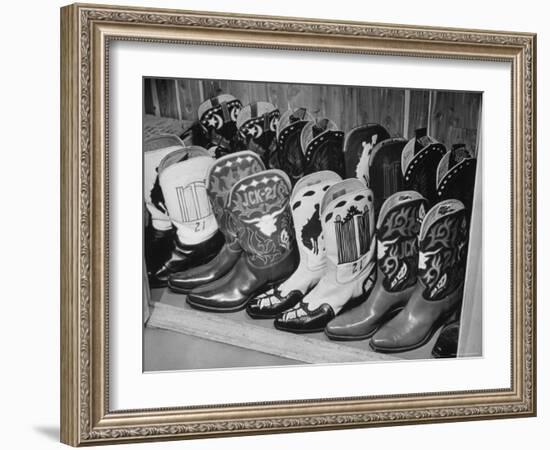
[274,179,376,333]
[153,146,224,285]
[143,135,186,287]
[247,171,342,318]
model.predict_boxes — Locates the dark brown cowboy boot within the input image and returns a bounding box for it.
[186,169,298,312]
[370,199,468,353]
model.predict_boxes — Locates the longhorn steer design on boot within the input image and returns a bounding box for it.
[242,205,287,236]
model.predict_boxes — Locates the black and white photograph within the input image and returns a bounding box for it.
[142,77,482,371]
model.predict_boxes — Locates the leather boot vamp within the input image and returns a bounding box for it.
[187,250,296,311]
[168,243,241,292]
[370,283,462,352]
[326,277,414,339]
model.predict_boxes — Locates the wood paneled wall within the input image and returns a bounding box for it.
[144,78,482,154]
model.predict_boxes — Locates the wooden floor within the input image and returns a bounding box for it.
[145,288,441,371]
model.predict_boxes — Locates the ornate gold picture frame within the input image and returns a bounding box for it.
[60,3,536,446]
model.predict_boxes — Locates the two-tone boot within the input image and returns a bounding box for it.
[401,128,447,206]
[325,191,427,340]
[143,135,186,288]
[274,179,376,333]
[186,169,298,312]
[152,147,224,286]
[198,94,244,157]
[343,123,390,182]
[168,151,265,293]
[246,171,342,319]
[370,199,469,353]
[237,102,280,167]
[274,107,314,183]
[301,118,345,178]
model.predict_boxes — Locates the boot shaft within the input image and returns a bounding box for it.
[290,171,342,271]
[301,118,345,179]
[143,135,186,230]
[402,127,447,206]
[275,107,314,183]
[158,146,218,245]
[376,191,428,292]
[418,199,469,300]
[321,179,376,284]
[206,151,265,247]
[237,102,280,166]
[343,123,390,184]
[228,169,295,268]
[198,94,242,143]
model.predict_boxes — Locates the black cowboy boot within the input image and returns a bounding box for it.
[370,199,468,353]
[236,102,280,168]
[274,179,377,333]
[301,118,345,179]
[151,146,224,286]
[274,107,314,183]
[246,171,342,319]
[402,128,446,207]
[186,169,298,312]
[168,151,265,293]
[197,94,243,157]
[436,143,477,215]
[143,135,187,287]
[325,191,427,340]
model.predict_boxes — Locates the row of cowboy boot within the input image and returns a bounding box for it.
[169,150,265,293]
[271,178,377,333]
